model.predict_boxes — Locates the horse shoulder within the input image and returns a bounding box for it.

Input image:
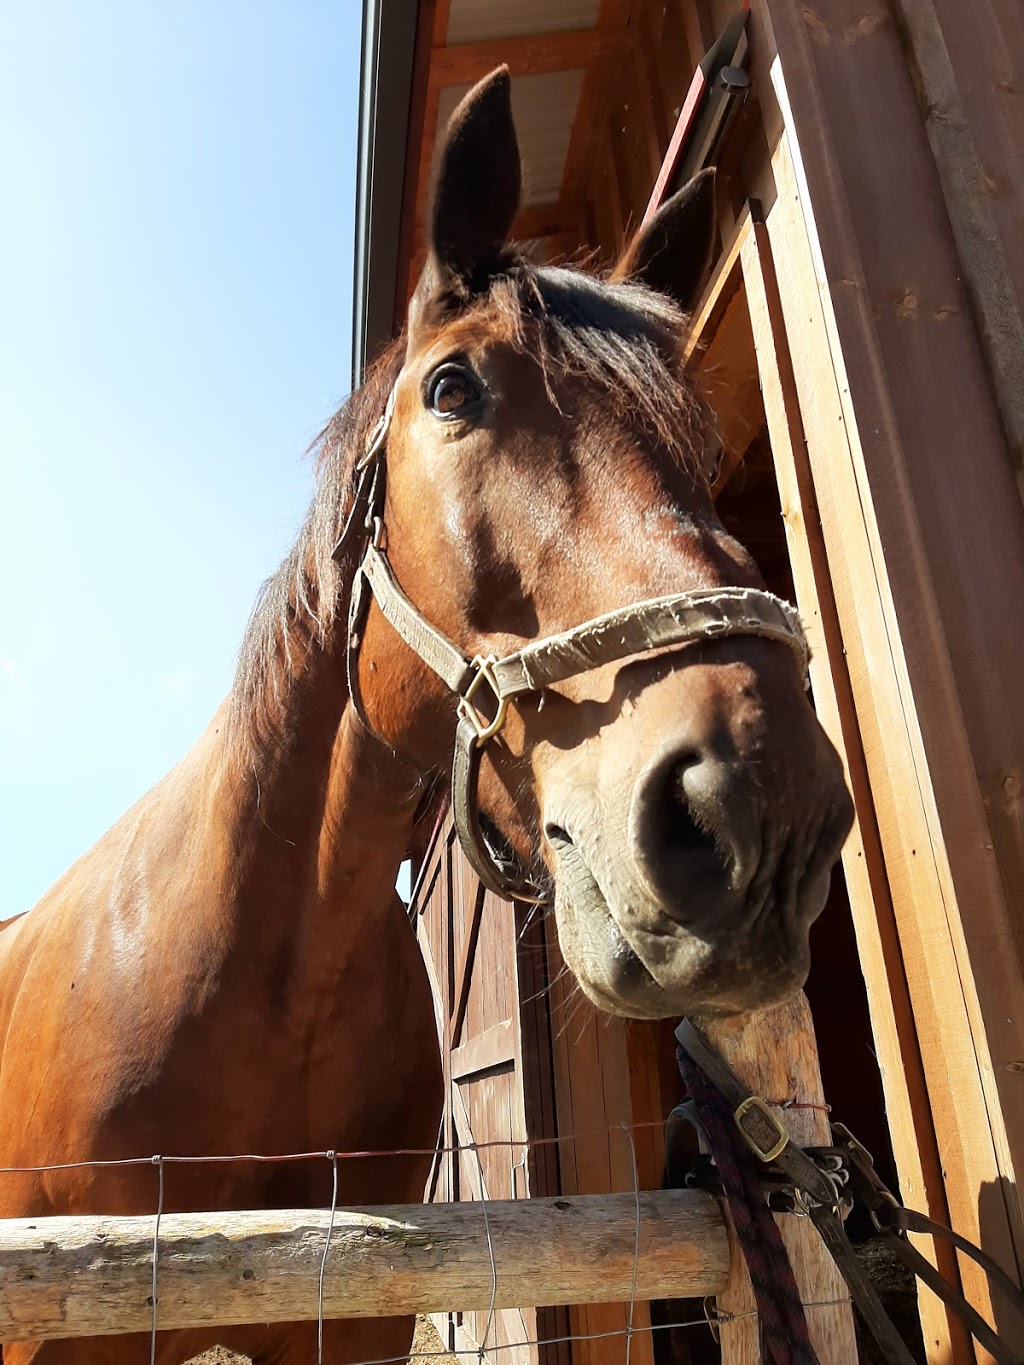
[0,727,238,1154]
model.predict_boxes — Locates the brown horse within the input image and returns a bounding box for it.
[0,70,851,1364]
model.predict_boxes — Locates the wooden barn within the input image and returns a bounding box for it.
[352,3,1024,1361]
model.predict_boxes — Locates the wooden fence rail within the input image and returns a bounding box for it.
[0,1190,728,1342]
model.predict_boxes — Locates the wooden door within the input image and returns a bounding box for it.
[413,814,665,1365]
[414,818,569,1364]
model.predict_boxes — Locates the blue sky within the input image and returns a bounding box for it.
[1,3,362,914]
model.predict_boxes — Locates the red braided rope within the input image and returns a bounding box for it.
[676,1044,820,1365]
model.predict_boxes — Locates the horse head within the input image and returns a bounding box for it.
[350,69,853,1019]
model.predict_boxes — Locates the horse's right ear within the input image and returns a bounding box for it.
[411,68,521,325]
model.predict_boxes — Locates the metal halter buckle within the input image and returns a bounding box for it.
[457,655,509,748]
[733,1095,791,1163]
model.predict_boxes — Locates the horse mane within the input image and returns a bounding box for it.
[230,338,406,761]
[230,259,703,762]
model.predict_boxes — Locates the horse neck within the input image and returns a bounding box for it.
[203,578,423,1003]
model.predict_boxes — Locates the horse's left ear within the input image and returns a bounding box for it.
[612,168,717,313]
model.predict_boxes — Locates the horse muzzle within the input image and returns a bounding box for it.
[541,709,854,1019]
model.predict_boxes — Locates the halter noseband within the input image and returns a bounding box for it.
[334,389,809,904]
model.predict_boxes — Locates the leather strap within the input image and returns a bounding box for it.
[451,716,549,902]
[676,1022,1024,1365]
[362,543,476,696]
[676,1021,838,1207]
[357,536,809,706]
[805,1206,919,1365]
[839,1127,1024,1364]
[895,1208,1024,1324]
[880,1229,1022,1365]
[676,1022,920,1365]
[452,717,515,898]
[493,586,808,696]
[333,459,383,568]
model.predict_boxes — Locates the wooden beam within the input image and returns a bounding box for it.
[683,214,747,363]
[767,106,1018,1350]
[431,0,451,48]
[892,0,1024,507]
[451,1018,515,1081]
[0,1194,729,1342]
[677,0,713,62]
[678,216,762,482]
[560,0,632,211]
[430,30,617,86]
[629,42,664,191]
[512,202,578,243]
[598,121,626,256]
[698,283,763,488]
[758,1,1024,1326]
[701,995,858,1364]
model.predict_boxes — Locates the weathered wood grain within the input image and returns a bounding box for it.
[0,1192,727,1343]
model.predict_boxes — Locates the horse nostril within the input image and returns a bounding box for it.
[545,823,574,853]
[629,747,759,918]
[658,757,727,872]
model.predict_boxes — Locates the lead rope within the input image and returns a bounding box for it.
[675,1025,1024,1365]
[675,1045,819,1365]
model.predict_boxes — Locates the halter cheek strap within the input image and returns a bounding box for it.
[335,394,810,904]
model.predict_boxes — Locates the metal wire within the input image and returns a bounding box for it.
[0,1117,675,1176]
[468,1142,498,1361]
[149,1155,164,1365]
[0,1123,855,1363]
[316,1151,339,1365]
[623,1123,641,1365]
[322,1299,854,1365]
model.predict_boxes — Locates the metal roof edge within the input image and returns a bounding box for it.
[351,0,419,391]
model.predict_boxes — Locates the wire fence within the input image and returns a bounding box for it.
[0,1119,851,1365]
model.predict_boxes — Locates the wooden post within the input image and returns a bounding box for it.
[0,1190,728,1343]
[700,993,859,1364]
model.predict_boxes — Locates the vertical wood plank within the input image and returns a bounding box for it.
[545,932,656,1365]
[756,14,1024,1318]
[559,0,632,214]
[765,113,1015,1351]
[740,209,971,1363]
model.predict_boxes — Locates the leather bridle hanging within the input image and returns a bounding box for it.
[335,389,810,904]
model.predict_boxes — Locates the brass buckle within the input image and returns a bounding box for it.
[457,656,508,748]
[734,1095,790,1163]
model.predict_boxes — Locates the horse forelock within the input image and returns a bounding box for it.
[487,262,705,468]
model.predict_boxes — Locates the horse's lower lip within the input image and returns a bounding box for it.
[547,822,813,1017]
[547,829,658,985]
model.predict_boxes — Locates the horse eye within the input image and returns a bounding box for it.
[427,368,481,418]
